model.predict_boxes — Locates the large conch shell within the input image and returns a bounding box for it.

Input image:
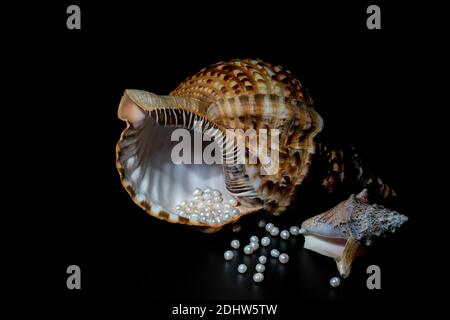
[300,189,408,277]
[116,59,323,231]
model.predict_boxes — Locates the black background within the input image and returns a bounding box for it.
[9,0,444,316]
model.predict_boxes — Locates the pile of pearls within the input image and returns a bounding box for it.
[175,187,240,225]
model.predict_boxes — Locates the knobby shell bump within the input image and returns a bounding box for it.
[300,189,408,277]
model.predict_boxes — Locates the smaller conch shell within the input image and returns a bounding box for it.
[300,189,408,277]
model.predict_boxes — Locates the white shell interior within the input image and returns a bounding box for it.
[119,101,233,214]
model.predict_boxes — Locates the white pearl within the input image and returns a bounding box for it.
[203,192,212,201]
[197,201,205,209]
[250,242,259,251]
[188,201,196,208]
[230,239,240,249]
[213,196,223,203]
[289,226,300,236]
[223,213,231,221]
[193,188,203,196]
[257,219,266,228]
[200,216,207,223]
[232,224,241,233]
[270,227,280,237]
[193,195,202,202]
[265,223,274,232]
[212,189,222,197]
[270,249,280,258]
[280,230,290,240]
[204,207,211,214]
[223,203,231,210]
[204,187,212,193]
[330,276,341,287]
[231,208,240,216]
[244,245,253,255]
[258,256,267,264]
[255,263,266,273]
[178,209,186,216]
[180,200,187,207]
[190,213,199,221]
[214,203,222,210]
[279,253,289,264]
[237,264,247,274]
[175,205,182,211]
[250,236,259,243]
[253,273,264,283]
[224,250,234,261]
[228,198,238,206]
[261,236,271,247]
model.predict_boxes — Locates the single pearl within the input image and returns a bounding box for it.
[270,249,280,258]
[203,192,212,201]
[228,198,238,206]
[188,201,196,208]
[330,276,341,287]
[204,207,211,214]
[214,203,222,210]
[224,250,234,261]
[223,213,231,221]
[253,273,264,283]
[180,200,187,207]
[193,195,202,202]
[205,199,213,206]
[231,239,240,249]
[278,253,289,264]
[175,205,182,211]
[289,226,300,236]
[193,188,203,196]
[204,187,212,193]
[280,230,290,240]
[237,264,247,274]
[265,223,274,232]
[185,207,192,214]
[223,203,231,210]
[255,263,266,273]
[231,208,240,216]
[250,236,259,243]
[232,224,241,233]
[270,227,280,237]
[213,196,223,203]
[200,216,207,223]
[258,256,267,264]
[212,189,222,197]
[250,242,259,251]
[197,201,205,209]
[261,236,271,247]
[244,245,253,255]
[257,219,266,228]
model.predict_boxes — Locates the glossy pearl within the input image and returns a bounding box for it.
[270,227,280,237]
[261,236,271,247]
[212,189,221,197]
[203,192,212,201]
[330,276,341,287]
[231,208,240,216]
[244,245,253,255]
[278,253,289,264]
[228,198,238,206]
[224,250,234,261]
[230,239,240,249]
[237,264,247,274]
[258,256,267,264]
[204,187,212,193]
[270,249,280,258]
[255,263,266,273]
[193,188,203,196]
[280,230,290,240]
[257,219,266,228]
[250,242,259,251]
[253,273,264,283]
[250,236,259,243]
[265,223,274,232]
[289,226,300,236]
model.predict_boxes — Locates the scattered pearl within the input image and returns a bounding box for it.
[261,236,271,247]
[279,253,289,264]
[257,219,266,228]
[270,249,280,258]
[224,250,234,261]
[250,236,259,243]
[253,272,264,283]
[258,256,267,264]
[255,263,266,273]
[265,223,274,232]
[244,245,253,255]
[289,226,300,236]
[330,276,341,287]
[232,224,242,233]
[228,198,238,206]
[280,230,290,240]
[237,264,247,274]
[250,242,259,251]
[270,227,280,237]
[193,188,203,196]
[230,239,240,249]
